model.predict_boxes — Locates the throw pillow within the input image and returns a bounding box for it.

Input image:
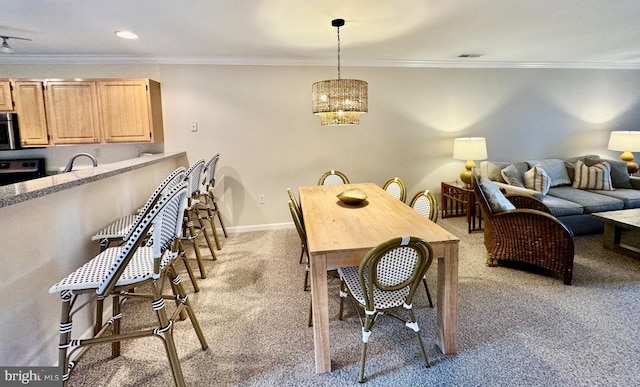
[480,176,516,212]
[524,165,551,195]
[584,158,631,189]
[564,155,601,182]
[501,164,525,188]
[526,159,571,187]
[572,160,613,190]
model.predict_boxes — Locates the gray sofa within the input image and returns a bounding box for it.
[479,155,640,235]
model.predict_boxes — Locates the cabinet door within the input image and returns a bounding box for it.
[45,81,102,144]
[12,81,49,146]
[0,80,13,111]
[99,79,152,143]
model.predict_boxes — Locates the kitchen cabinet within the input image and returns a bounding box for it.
[45,80,102,144]
[0,80,13,111]
[11,80,49,146]
[99,79,164,143]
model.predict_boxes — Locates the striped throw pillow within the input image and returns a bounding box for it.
[524,165,551,195]
[572,160,613,190]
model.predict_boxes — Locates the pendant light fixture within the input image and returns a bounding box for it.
[0,35,32,54]
[312,19,368,126]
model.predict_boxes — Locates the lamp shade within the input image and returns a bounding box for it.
[312,79,368,126]
[453,137,488,161]
[607,131,640,151]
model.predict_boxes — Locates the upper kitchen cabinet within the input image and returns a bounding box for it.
[0,80,13,111]
[45,80,102,144]
[99,79,164,143]
[12,80,49,146]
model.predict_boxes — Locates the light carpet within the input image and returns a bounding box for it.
[69,217,640,386]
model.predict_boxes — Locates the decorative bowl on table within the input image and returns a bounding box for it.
[337,188,367,205]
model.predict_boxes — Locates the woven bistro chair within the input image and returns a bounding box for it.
[182,159,217,278]
[338,236,434,383]
[409,189,439,223]
[317,170,350,185]
[90,167,200,335]
[49,184,208,387]
[288,200,310,292]
[408,189,439,307]
[91,167,187,250]
[382,177,407,202]
[287,187,306,263]
[197,153,228,250]
[471,171,575,284]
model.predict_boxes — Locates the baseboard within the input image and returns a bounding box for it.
[222,222,293,233]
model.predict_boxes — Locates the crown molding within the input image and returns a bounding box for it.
[1,54,639,70]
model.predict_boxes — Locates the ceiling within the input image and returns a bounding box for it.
[1,0,640,68]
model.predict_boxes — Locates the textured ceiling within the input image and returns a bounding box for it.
[1,0,639,68]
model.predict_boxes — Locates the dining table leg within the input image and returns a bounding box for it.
[436,242,459,354]
[310,252,331,373]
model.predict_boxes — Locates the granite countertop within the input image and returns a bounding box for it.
[0,152,186,208]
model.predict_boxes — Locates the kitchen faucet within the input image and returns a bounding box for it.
[63,153,98,173]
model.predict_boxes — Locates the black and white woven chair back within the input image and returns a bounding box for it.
[360,236,433,312]
[96,184,188,297]
[151,182,188,259]
[410,190,438,222]
[203,153,220,188]
[383,177,406,202]
[318,170,349,185]
[185,159,206,198]
[123,167,186,242]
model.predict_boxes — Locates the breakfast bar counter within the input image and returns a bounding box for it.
[0,152,187,208]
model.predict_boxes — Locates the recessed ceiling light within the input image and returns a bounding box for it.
[115,30,138,39]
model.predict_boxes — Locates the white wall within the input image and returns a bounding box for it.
[1,64,639,229]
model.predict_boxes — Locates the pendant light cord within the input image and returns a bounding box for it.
[336,25,341,80]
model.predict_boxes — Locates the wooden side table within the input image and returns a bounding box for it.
[441,181,483,233]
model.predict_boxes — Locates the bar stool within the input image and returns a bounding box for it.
[182,159,217,278]
[198,153,228,250]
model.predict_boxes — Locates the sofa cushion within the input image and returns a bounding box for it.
[526,159,572,187]
[548,186,623,213]
[587,188,640,209]
[572,160,613,190]
[501,164,525,187]
[539,194,584,217]
[480,176,515,212]
[584,158,632,189]
[524,165,551,195]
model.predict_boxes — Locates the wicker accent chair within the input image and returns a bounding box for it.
[317,170,350,185]
[472,171,575,285]
[382,177,407,202]
[49,184,208,386]
[338,236,434,383]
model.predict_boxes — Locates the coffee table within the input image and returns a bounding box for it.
[593,208,640,259]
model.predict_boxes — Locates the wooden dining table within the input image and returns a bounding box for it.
[299,182,460,373]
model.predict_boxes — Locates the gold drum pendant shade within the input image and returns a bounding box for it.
[312,79,368,126]
[312,18,368,126]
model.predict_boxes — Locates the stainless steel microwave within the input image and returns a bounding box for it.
[0,113,21,150]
